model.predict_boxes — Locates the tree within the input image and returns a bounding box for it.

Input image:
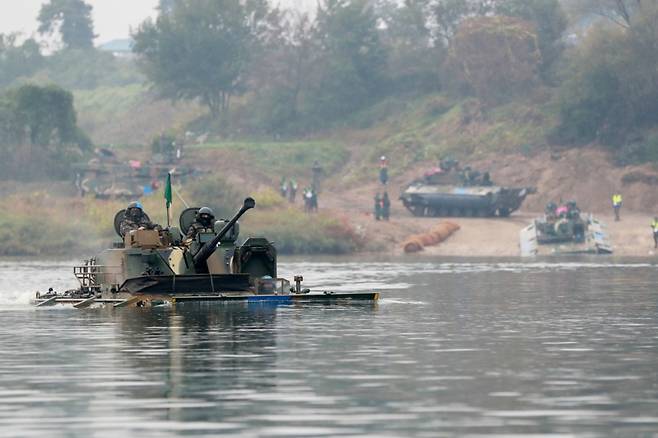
[447,16,541,103]
[378,0,444,92]
[431,0,494,45]
[11,84,80,146]
[305,0,388,121]
[568,0,643,28]
[0,84,90,180]
[495,0,567,76]
[555,3,658,145]
[0,34,43,87]
[158,0,177,14]
[133,0,260,117]
[246,10,317,133]
[38,0,96,50]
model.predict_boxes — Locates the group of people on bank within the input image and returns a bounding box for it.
[279,178,319,212]
[279,160,324,213]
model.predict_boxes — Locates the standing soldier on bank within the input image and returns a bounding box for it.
[379,155,389,186]
[374,193,382,221]
[289,178,298,203]
[280,178,288,199]
[311,160,324,193]
[652,217,658,249]
[382,192,391,221]
[612,193,623,221]
[303,187,313,213]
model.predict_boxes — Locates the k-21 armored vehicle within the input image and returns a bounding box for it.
[400,162,534,217]
[519,201,613,256]
[33,198,378,308]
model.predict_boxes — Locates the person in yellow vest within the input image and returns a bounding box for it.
[652,217,658,249]
[612,193,623,221]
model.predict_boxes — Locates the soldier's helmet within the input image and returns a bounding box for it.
[126,201,143,218]
[197,207,215,226]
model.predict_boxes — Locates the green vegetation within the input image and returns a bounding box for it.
[0,213,97,256]
[0,35,43,88]
[192,141,349,181]
[133,0,265,117]
[554,4,658,149]
[244,208,360,254]
[0,84,89,180]
[0,192,100,256]
[38,0,95,50]
[0,174,359,256]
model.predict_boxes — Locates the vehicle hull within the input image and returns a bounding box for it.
[520,214,613,257]
[400,185,531,218]
[33,274,379,308]
[32,292,380,307]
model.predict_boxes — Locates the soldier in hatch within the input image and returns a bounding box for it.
[186,207,216,240]
[120,201,160,236]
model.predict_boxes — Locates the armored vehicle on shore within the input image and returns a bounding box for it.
[400,161,534,217]
[34,198,378,308]
[520,201,613,256]
[73,148,199,200]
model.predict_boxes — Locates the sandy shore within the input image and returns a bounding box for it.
[322,189,657,257]
[421,212,657,257]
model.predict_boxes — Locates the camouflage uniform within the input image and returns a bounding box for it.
[186,207,215,241]
[120,212,154,236]
[186,222,214,240]
[382,192,391,221]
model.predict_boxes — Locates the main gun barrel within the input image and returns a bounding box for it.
[193,197,255,269]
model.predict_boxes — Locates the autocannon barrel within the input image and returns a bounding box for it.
[193,197,255,269]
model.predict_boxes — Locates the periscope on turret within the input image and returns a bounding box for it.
[33,198,379,308]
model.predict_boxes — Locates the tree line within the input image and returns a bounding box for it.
[131,0,658,152]
[2,0,658,177]
[132,0,569,134]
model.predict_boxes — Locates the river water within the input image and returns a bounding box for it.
[1,258,658,437]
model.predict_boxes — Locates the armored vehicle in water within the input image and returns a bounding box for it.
[400,161,534,217]
[34,198,378,308]
[520,201,613,256]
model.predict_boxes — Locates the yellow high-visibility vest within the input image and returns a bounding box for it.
[612,194,622,205]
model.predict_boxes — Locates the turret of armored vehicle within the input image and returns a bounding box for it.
[519,201,613,256]
[73,147,199,200]
[34,198,378,307]
[399,161,534,217]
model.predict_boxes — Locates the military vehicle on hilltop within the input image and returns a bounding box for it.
[33,198,379,308]
[399,160,534,217]
[519,201,613,256]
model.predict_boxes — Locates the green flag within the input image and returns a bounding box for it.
[164,173,173,227]
[164,173,172,208]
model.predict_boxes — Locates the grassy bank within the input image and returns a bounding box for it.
[0,176,361,257]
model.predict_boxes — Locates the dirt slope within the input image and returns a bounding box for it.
[315,147,658,257]
[168,143,658,257]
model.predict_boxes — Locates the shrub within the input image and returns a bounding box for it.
[243,208,361,255]
[184,174,247,219]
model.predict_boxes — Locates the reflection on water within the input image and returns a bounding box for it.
[1,258,658,437]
